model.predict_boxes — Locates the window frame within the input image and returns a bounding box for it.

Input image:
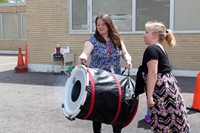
[69,0,200,34]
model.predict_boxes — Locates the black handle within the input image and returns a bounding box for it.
[81,59,87,67]
[121,67,130,76]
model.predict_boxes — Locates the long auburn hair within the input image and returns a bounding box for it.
[94,13,122,49]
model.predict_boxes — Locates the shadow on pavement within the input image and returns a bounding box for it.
[0,69,196,92]
[176,76,196,93]
[131,75,196,94]
[187,109,200,115]
[0,70,68,86]
[137,119,151,129]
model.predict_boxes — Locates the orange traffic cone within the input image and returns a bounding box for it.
[15,48,28,73]
[25,43,28,68]
[187,72,200,112]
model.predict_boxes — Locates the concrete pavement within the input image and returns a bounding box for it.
[0,55,200,133]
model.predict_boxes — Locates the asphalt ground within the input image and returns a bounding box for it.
[0,55,200,133]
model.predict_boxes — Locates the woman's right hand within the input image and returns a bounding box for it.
[78,58,86,65]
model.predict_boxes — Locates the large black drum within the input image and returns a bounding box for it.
[62,65,138,127]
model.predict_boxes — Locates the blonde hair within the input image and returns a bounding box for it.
[145,21,176,48]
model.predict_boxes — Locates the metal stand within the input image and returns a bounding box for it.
[51,52,75,74]
[51,53,64,74]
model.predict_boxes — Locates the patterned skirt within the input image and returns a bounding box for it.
[145,73,190,133]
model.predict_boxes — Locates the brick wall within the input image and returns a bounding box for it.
[1,1,199,71]
[26,0,70,64]
[26,1,200,71]
[121,34,200,70]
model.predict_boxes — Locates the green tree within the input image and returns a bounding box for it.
[16,0,25,3]
[0,0,9,3]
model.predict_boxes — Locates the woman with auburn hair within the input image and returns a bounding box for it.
[78,13,132,133]
[142,21,190,132]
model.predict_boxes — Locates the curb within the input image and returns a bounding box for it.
[0,50,25,55]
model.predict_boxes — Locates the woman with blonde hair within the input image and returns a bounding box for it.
[142,21,190,132]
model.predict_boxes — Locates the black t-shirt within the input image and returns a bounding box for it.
[142,44,172,74]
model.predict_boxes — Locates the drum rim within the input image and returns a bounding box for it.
[63,65,88,118]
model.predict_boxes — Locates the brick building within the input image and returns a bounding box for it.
[0,0,200,76]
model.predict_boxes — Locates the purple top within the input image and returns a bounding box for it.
[88,35,121,74]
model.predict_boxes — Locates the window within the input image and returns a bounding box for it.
[174,0,200,31]
[70,0,89,32]
[0,14,2,39]
[136,0,169,31]
[18,13,26,40]
[69,0,200,34]
[2,13,14,40]
[0,12,27,40]
[92,0,132,32]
